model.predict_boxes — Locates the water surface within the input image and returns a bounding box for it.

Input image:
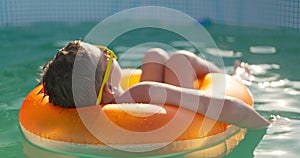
[0,22,299,158]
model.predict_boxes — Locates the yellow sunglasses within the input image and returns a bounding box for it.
[95,45,118,105]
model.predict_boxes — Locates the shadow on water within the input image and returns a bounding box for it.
[20,130,266,158]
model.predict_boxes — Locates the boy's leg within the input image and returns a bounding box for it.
[164,50,223,89]
[140,48,169,82]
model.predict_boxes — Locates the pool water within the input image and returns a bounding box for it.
[0,22,300,158]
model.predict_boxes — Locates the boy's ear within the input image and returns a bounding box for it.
[104,84,113,95]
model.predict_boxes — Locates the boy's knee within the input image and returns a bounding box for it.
[172,50,197,59]
[143,48,169,64]
[166,50,200,71]
[165,52,186,69]
[168,50,193,63]
[168,50,202,65]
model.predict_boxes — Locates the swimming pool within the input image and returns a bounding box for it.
[0,22,299,157]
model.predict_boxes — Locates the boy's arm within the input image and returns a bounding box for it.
[115,81,270,129]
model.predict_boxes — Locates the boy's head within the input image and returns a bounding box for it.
[41,41,107,108]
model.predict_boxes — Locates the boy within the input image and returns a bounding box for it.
[42,41,270,129]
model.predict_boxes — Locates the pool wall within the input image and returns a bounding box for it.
[1,0,299,30]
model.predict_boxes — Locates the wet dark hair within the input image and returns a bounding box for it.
[41,41,104,108]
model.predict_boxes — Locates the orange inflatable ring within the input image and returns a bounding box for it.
[19,69,253,157]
